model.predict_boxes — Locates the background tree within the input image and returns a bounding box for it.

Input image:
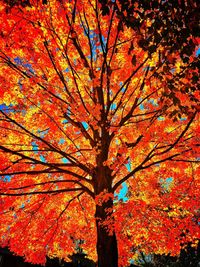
[0,1,199,267]
[131,240,200,266]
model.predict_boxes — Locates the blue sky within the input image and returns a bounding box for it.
[196,47,200,56]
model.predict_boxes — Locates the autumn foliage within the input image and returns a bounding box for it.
[0,0,199,266]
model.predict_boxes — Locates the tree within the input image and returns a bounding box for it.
[0,0,199,267]
[132,240,200,266]
[99,0,200,60]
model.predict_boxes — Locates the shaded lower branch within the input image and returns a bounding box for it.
[0,187,83,196]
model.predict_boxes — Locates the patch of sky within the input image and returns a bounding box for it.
[20,203,25,209]
[14,57,35,74]
[114,162,131,202]
[180,117,187,121]
[85,30,106,61]
[64,68,69,73]
[62,119,68,124]
[119,82,126,93]
[0,104,9,112]
[170,68,175,74]
[81,121,89,130]
[59,138,65,144]
[76,151,81,156]
[110,103,117,111]
[196,47,200,56]
[1,175,11,182]
[0,104,15,113]
[148,98,158,106]
[101,35,107,47]
[24,63,33,73]
[116,182,128,202]
[39,155,46,162]
[125,159,131,172]
[37,128,49,138]
[166,177,173,183]
[139,103,145,110]
[158,116,165,121]
[138,98,145,110]
[14,57,23,65]
[31,141,38,154]
[62,158,70,163]
[0,104,6,110]
[160,177,173,191]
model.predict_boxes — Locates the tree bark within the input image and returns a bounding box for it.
[95,199,118,267]
[93,129,118,267]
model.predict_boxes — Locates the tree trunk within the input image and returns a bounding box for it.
[95,198,118,267]
[93,130,118,267]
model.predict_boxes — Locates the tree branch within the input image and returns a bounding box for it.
[0,188,83,196]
